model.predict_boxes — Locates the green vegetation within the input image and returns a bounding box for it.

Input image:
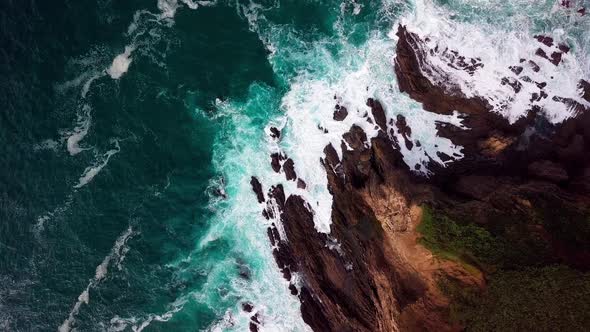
[417,206,496,273]
[417,206,550,273]
[418,205,590,331]
[535,198,590,252]
[440,266,590,331]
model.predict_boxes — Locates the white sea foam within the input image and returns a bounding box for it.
[56,57,104,99]
[170,2,586,331]
[59,227,136,332]
[186,84,313,331]
[181,0,217,10]
[277,54,464,232]
[33,194,74,236]
[33,139,59,152]
[156,0,215,19]
[74,140,120,189]
[234,1,465,232]
[107,46,135,79]
[401,0,590,124]
[81,72,103,98]
[55,2,589,332]
[157,0,179,19]
[163,15,466,332]
[108,296,188,332]
[189,4,462,328]
[66,105,92,156]
[55,71,93,94]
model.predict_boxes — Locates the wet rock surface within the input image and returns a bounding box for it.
[250,176,265,203]
[270,152,284,173]
[283,158,297,181]
[333,104,348,121]
[250,24,590,332]
[270,126,281,139]
[394,24,590,270]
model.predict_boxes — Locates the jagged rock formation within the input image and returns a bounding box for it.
[251,24,590,331]
[395,25,590,269]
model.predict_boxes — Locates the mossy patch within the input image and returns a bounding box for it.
[440,266,590,331]
[418,205,590,330]
[417,206,507,272]
[417,205,558,272]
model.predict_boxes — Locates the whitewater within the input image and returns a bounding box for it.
[1,0,588,331]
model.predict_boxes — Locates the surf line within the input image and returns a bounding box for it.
[58,226,136,332]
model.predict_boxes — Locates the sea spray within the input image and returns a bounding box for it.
[59,227,136,332]
[66,105,92,156]
[193,83,311,331]
[403,0,590,123]
[74,139,121,189]
[2,0,589,331]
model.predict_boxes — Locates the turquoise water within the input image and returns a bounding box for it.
[1,0,588,331]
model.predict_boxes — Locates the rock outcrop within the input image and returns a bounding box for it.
[394,25,590,271]
[251,24,590,331]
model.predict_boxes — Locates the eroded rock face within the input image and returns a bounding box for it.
[367,98,388,132]
[267,129,457,332]
[394,24,590,269]
[395,25,590,183]
[253,123,468,331]
[249,24,590,332]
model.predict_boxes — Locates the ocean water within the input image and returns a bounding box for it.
[1,0,588,331]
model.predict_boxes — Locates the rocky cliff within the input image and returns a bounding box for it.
[250,24,590,331]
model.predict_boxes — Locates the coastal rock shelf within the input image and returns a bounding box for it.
[252,24,590,332]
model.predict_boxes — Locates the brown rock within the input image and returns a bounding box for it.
[297,178,307,189]
[268,184,285,209]
[288,284,298,295]
[283,158,297,181]
[559,43,571,53]
[580,80,590,102]
[343,125,368,151]
[528,60,540,72]
[396,114,414,150]
[477,134,515,157]
[535,47,549,60]
[367,98,388,131]
[528,160,569,182]
[323,143,340,167]
[249,323,258,332]
[267,227,276,246]
[550,51,563,66]
[509,65,523,75]
[252,24,590,332]
[453,176,499,200]
[534,35,554,47]
[250,176,265,203]
[502,77,523,93]
[270,153,284,173]
[333,105,348,121]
